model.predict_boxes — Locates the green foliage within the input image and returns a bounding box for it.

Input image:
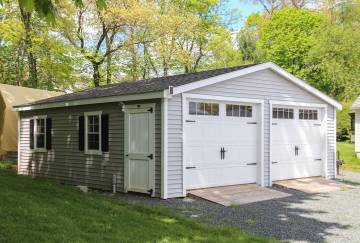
[337,142,360,172]
[258,8,324,77]
[0,169,272,242]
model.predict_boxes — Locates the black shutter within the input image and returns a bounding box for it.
[30,119,34,149]
[46,118,52,150]
[79,116,85,151]
[101,114,109,152]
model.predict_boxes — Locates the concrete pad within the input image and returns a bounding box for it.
[188,184,291,206]
[273,177,355,193]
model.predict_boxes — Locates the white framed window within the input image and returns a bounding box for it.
[85,111,102,154]
[299,109,318,120]
[189,101,219,116]
[226,104,252,117]
[31,115,47,151]
[272,107,294,119]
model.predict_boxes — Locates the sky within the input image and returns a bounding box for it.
[224,0,263,30]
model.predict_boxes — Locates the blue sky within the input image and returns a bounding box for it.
[224,0,263,30]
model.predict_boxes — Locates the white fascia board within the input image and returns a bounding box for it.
[172,62,342,110]
[13,91,165,112]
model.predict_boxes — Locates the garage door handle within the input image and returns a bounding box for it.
[247,122,257,124]
[272,161,279,164]
[247,163,257,165]
[315,158,322,161]
[186,120,196,123]
[186,166,196,169]
[314,124,322,126]
[272,123,277,125]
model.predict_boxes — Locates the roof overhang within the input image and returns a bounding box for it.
[172,62,342,110]
[13,91,166,111]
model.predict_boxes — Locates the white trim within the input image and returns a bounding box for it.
[172,62,342,110]
[13,91,165,111]
[269,100,328,184]
[31,115,47,152]
[161,98,168,199]
[181,94,187,197]
[269,102,273,186]
[333,108,337,178]
[84,111,102,155]
[182,93,265,194]
[17,115,21,174]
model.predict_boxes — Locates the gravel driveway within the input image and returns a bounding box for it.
[115,170,360,243]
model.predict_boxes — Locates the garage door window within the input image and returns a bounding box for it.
[226,104,252,117]
[189,101,219,116]
[299,109,318,120]
[273,108,294,119]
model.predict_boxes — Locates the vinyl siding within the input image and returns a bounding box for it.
[18,100,162,197]
[355,110,360,154]
[327,105,336,178]
[166,69,337,197]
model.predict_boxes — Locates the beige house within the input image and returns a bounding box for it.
[0,84,62,159]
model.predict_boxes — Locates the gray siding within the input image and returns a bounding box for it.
[167,69,337,197]
[327,106,336,178]
[19,100,162,197]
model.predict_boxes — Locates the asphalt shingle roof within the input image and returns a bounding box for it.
[16,63,259,107]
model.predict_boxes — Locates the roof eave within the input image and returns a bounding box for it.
[13,91,166,112]
[172,62,342,110]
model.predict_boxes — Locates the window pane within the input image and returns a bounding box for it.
[36,134,45,148]
[211,104,219,116]
[189,102,196,115]
[88,134,99,150]
[226,105,233,116]
[37,119,45,133]
[246,106,252,117]
[204,103,211,116]
[304,110,308,119]
[197,103,204,115]
[240,106,245,117]
[273,108,277,118]
[289,109,294,119]
[278,108,283,118]
[309,110,313,120]
[233,105,240,116]
[284,109,289,119]
[299,110,304,119]
[313,110,318,120]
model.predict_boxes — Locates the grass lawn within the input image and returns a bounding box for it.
[0,167,272,243]
[337,142,360,172]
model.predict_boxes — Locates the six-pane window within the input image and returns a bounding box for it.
[299,109,318,120]
[36,118,46,149]
[87,115,100,150]
[273,108,294,119]
[189,102,219,116]
[226,104,252,117]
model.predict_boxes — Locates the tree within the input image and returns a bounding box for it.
[258,7,324,78]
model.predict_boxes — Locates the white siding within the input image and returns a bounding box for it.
[356,110,360,155]
[166,69,337,197]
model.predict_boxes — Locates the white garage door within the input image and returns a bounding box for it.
[271,106,324,181]
[185,99,259,189]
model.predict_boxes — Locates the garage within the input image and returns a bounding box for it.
[185,98,261,189]
[271,105,325,181]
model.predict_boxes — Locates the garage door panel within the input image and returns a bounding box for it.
[271,106,324,181]
[186,144,221,165]
[185,100,259,189]
[186,165,257,189]
[225,144,258,164]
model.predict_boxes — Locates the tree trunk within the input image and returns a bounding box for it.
[19,3,38,88]
[105,35,112,84]
[93,63,100,87]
